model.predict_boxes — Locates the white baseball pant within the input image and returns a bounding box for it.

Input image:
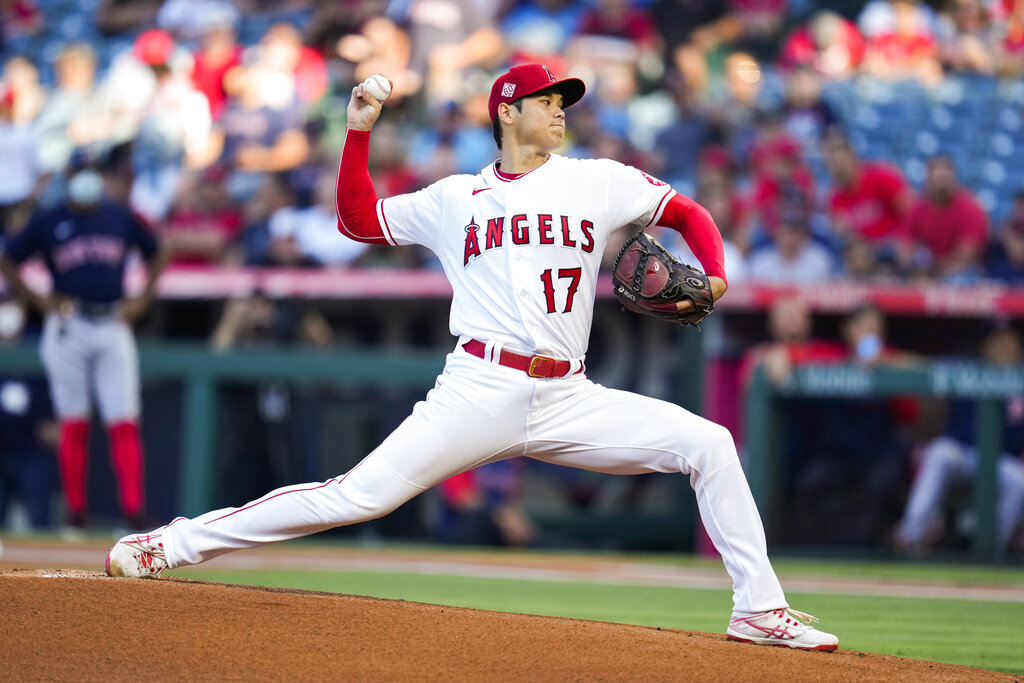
[39,312,141,422]
[897,435,1024,551]
[161,347,788,613]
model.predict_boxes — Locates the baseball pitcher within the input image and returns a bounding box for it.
[105,64,837,651]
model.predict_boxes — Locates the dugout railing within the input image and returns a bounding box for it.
[745,362,1019,562]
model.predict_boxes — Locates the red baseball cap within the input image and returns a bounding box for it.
[134,29,175,66]
[488,63,585,122]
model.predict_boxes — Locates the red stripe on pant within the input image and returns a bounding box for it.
[57,419,90,515]
[109,420,145,516]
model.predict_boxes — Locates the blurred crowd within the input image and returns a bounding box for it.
[1,0,1024,283]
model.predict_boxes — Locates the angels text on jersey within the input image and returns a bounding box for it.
[463,213,595,267]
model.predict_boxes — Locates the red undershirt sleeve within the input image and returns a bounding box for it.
[335,129,389,244]
[655,193,727,284]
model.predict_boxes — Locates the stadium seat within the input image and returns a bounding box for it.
[990,132,1018,160]
[997,106,1023,132]
[851,103,882,131]
[902,157,928,188]
[996,79,1024,105]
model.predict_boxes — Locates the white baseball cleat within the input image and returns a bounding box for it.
[726,608,838,651]
[105,530,168,578]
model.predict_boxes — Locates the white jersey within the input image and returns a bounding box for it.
[376,154,675,360]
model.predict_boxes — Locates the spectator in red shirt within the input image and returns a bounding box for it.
[823,130,914,250]
[569,0,662,74]
[695,145,752,252]
[900,156,988,281]
[575,0,661,48]
[778,10,866,80]
[748,136,816,237]
[162,166,244,266]
[741,295,846,389]
[258,22,329,105]
[858,0,943,85]
[191,19,243,121]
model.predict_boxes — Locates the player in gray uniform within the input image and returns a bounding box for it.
[104,65,837,651]
[0,150,168,533]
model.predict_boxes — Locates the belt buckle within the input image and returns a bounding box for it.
[527,355,557,378]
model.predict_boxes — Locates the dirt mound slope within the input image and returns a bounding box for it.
[0,569,1014,682]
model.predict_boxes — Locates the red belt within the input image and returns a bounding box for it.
[462,340,580,378]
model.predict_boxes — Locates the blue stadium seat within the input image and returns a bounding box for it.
[915,130,941,156]
[58,13,90,40]
[989,132,1018,161]
[820,79,855,111]
[996,79,1024,105]
[959,74,999,102]
[976,186,997,209]
[978,162,1012,207]
[902,157,928,188]
[997,106,1023,132]
[851,103,883,131]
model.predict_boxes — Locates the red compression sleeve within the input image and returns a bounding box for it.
[109,420,145,516]
[58,419,90,515]
[656,193,727,284]
[336,129,389,244]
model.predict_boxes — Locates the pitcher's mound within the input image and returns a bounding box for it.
[0,568,1011,681]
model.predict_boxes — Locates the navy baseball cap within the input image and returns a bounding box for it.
[68,145,108,173]
[488,63,585,122]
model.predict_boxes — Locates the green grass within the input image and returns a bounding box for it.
[178,560,1024,675]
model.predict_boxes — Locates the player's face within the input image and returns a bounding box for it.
[513,91,566,152]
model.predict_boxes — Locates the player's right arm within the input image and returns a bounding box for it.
[334,80,391,245]
[335,78,448,252]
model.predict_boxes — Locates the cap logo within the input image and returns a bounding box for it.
[501,83,516,97]
[541,65,556,82]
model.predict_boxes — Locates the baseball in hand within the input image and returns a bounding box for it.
[362,74,392,103]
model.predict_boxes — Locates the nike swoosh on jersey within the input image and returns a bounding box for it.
[472,188,491,195]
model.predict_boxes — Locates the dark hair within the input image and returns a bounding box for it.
[492,98,524,150]
[926,155,954,169]
[845,302,884,325]
[491,87,563,150]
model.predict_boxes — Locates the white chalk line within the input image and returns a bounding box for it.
[2,543,1022,603]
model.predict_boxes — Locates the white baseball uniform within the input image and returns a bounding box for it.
[159,154,788,614]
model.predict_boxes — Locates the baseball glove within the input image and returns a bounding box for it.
[611,232,715,327]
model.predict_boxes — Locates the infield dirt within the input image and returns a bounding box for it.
[1,567,1018,682]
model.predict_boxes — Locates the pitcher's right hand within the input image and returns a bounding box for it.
[347,79,391,132]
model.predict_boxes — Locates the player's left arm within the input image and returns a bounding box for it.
[606,163,726,309]
[122,215,171,324]
[654,193,729,305]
